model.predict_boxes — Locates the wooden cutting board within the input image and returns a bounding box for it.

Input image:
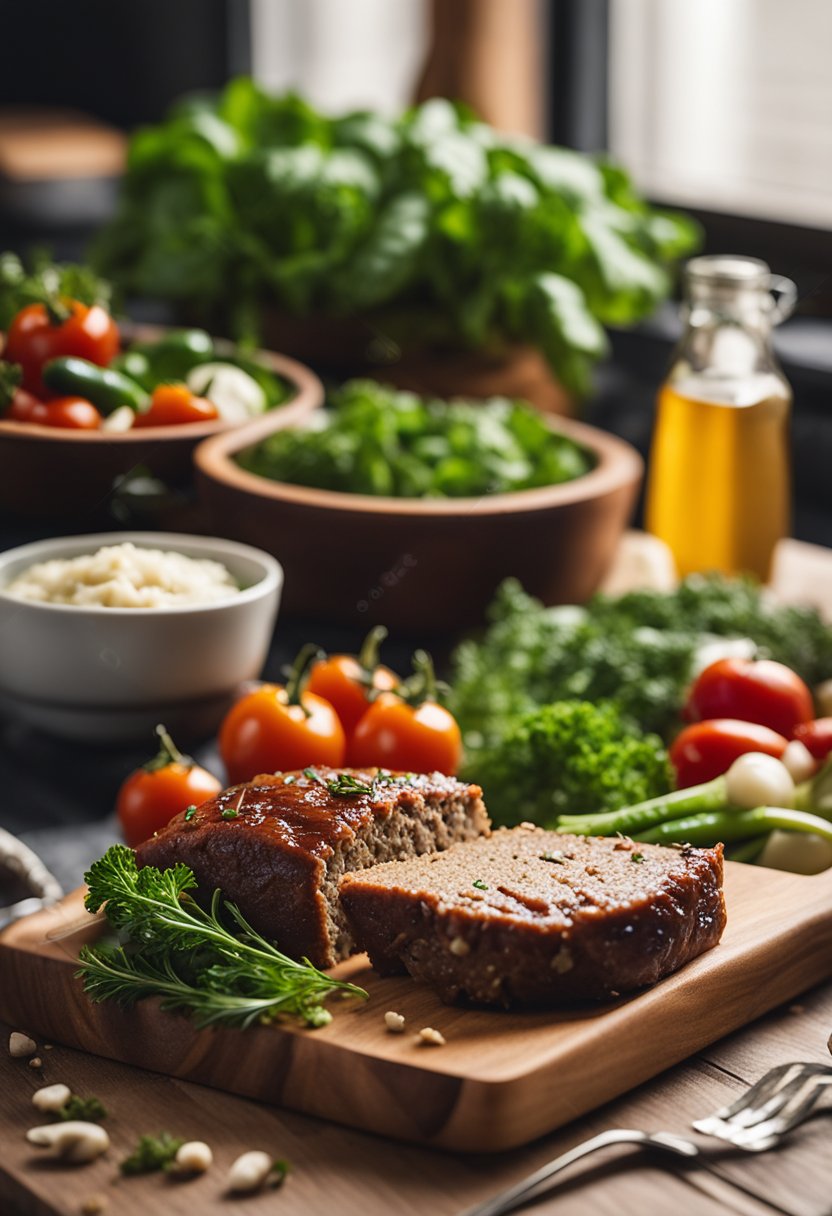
[1,862,830,1153]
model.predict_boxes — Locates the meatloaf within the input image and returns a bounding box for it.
[339,826,726,1005]
[136,768,489,968]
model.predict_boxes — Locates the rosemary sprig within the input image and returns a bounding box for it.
[77,846,366,1029]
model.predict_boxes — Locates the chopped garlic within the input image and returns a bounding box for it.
[384,1011,406,1033]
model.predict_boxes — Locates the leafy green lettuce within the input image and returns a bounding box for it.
[94,81,699,393]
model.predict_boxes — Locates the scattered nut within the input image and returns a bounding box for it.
[449,937,470,957]
[174,1140,213,1175]
[33,1083,72,1113]
[26,1121,110,1163]
[416,1027,446,1047]
[384,1011,406,1033]
[79,1195,108,1215]
[9,1032,37,1058]
[28,1057,43,1069]
[227,1150,274,1194]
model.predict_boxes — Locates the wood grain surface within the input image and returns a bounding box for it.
[1,863,830,1154]
[1,985,830,1216]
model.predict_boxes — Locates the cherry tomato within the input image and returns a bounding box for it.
[133,382,218,428]
[5,391,101,429]
[670,719,788,788]
[684,658,813,739]
[219,644,346,784]
[116,726,221,847]
[307,626,398,737]
[348,650,461,775]
[793,718,832,762]
[5,301,119,395]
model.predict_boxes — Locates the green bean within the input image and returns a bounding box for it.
[724,837,769,864]
[557,776,728,838]
[635,807,832,847]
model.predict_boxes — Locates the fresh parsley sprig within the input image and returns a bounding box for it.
[77,846,366,1029]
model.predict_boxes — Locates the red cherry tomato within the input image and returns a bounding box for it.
[116,727,221,847]
[5,301,119,395]
[307,627,399,737]
[5,391,101,429]
[670,719,788,788]
[219,645,346,784]
[684,658,813,739]
[348,695,462,775]
[793,718,832,762]
[133,383,218,428]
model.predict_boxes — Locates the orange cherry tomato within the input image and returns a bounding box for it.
[348,650,461,775]
[669,719,788,788]
[5,301,119,395]
[307,626,398,737]
[684,658,813,739]
[116,726,221,847]
[133,382,218,428]
[219,645,346,784]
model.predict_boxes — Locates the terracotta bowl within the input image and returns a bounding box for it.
[194,410,643,633]
[0,334,323,520]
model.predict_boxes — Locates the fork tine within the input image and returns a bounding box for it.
[693,1063,832,1135]
[722,1075,832,1151]
[693,1063,795,1133]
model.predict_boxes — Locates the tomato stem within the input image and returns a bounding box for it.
[396,649,448,708]
[357,625,388,677]
[285,643,324,713]
[144,724,192,773]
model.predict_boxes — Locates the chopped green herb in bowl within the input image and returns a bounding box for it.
[235,379,594,498]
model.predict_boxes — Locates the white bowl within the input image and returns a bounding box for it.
[0,532,282,742]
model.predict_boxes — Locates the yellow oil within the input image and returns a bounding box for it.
[645,374,791,581]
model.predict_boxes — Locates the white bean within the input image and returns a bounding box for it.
[227,1150,273,1193]
[9,1032,36,1058]
[26,1121,110,1163]
[174,1140,213,1174]
[725,752,794,809]
[32,1083,71,1113]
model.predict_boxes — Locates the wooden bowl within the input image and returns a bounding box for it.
[0,337,323,519]
[194,410,643,633]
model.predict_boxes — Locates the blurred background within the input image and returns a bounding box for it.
[1,0,830,541]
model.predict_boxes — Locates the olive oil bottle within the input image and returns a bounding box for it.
[646,256,796,581]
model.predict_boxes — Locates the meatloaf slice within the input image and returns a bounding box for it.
[136,768,489,968]
[339,826,726,1005]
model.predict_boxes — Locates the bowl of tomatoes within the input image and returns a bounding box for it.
[0,255,323,519]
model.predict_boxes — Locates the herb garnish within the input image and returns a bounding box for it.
[121,1132,184,1175]
[56,1095,107,1123]
[77,846,367,1029]
[221,807,238,819]
[472,879,488,891]
[304,768,372,797]
[631,852,645,864]
[184,805,197,822]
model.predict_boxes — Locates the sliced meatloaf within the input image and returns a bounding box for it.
[136,768,489,968]
[339,826,726,1005]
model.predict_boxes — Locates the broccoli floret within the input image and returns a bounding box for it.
[469,700,672,828]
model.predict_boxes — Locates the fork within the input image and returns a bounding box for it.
[693,1060,832,1151]
[457,1060,832,1216]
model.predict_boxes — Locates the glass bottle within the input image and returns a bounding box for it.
[645,255,796,581]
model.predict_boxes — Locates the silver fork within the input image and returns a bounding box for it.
[693,1060,832,1151]
[457,1060,832,1216]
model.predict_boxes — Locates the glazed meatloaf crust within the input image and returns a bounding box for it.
[136,768,489,968]
[339,827,726,1005]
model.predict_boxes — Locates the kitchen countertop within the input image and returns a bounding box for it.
[1,532,830,1214]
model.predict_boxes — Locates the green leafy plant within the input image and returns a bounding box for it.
[121,1132,183,1175]
[93,80,699,393]
[77,846,366,1029]
[470,700,672,827]
[236,379,593,497]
